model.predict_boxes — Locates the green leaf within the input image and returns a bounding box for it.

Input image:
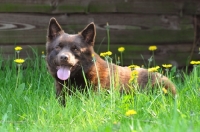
[16,83,25,97]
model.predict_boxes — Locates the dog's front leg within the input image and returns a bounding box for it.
[55,80,66,107]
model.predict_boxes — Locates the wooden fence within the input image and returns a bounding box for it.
[0,0,200,67]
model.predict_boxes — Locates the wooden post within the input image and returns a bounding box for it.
[189,15,200,66]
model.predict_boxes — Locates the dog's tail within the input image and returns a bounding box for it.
[155,72,177,96]
[136,68,177,96]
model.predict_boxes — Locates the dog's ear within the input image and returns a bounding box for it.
[80,22,96,45]
[47,17,63,41]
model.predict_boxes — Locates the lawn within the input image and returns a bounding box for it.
[0,47,200,132]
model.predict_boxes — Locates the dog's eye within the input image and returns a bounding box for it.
[72,46,78,51]
[55,45,61,50]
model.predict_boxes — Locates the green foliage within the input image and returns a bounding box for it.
[0,48,200,132]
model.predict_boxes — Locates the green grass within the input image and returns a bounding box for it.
[0,49,200,132]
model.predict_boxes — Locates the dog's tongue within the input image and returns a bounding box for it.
[57,67,70,80]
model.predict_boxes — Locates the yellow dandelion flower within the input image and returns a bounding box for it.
[148,66,160,72]
[125,109,137,116]
[129,70,138,83]
[15,46,22,51]
[107,51,112,56]
[162,64,172,68]
[118,47,125,52]
[42,51,44,54]
[14,59,25,64]
[196,61,200,65]
[162,88,168,94]
[100,53,105,57]
[190,61,195,65]
[148,46,157,51]
[148,68,155,72]
[131,70,138,76]
[100,51,112,57]
[128,65,140,69]
[190,61,200,65]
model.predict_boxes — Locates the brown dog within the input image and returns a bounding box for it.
[46,18,176,106]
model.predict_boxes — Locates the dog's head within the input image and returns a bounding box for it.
[46,18,96,80]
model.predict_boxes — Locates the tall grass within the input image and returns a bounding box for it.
[0,46,200,132]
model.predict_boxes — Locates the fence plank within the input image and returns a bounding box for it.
[1,43,198,67]
[0,27,194,45]
[0,13,193,28]
[0,13,194,44]
[0,0,200,15]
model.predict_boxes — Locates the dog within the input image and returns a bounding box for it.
[46,18,176,106]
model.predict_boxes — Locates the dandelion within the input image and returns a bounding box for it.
[129,70,138,83]
[118,47,125,65]
[148,66,160,72]
[91,53,95,57]
[41,51,46,58]
[14,58,25,89]
[125,109,137,116]
[14,59,25,67]
[118,47,125,52]
[162,64,172,76]
[162,64,172,68]
[100,51,112,57]
[106,51,112,56]
[162,88,168,94]
[15,46,22,51]
[128,65,140,69]
[190,61,200,65]
[107,51,112,56]
[15,46,23,58]
[14,59,25,64]
[92,53,96,62]
[131,70,138,77]
[148,45,157,51]
[148,46,157,66]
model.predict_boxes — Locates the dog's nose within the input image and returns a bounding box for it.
[60,55,69,61]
